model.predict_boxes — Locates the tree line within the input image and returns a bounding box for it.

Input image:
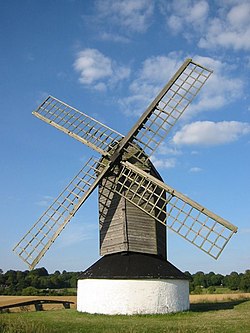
[0,268,250,296]
[0,268,79,296]
[186,269,250,294]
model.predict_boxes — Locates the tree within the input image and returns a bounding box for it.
[193,271,207,288]
[224,272,240,290]
[25,274,40,289]
[210,274,223,286]
[70,275,77,288]
[205,272,215,287]
[0,273,4,285]
[5,270,17,286]
[184,271,192,280]
[239,270,250,292]
[29,267,48,277]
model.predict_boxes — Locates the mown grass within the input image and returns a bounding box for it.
[1,299,250,333]
[191,287,241,295]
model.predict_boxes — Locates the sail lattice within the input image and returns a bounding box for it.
[125,60,212,163]
[115,162,237,259]
[33,96,123,156]
[13,157,106,269]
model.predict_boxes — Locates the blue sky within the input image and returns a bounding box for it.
[1,0,249,274]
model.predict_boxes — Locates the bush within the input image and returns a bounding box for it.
[207,286,216,294]
[192,286,203,294]
[21,286,39,296]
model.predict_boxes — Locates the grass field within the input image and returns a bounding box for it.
[1,295,250,333]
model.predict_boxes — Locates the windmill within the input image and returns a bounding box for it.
[13,59,237,314]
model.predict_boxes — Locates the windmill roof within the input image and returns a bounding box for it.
[80,251,188,280]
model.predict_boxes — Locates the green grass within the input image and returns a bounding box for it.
[212,287,234,294]
[191,287,240,295]
[1,299,250,333]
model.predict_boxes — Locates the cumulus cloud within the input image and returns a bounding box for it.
[186,56,244,117]
[157,143,182,156]
[119,54,243,118]
[74,48,130,90]
[199,2,250,51]
[119,52,183,116]
[162,0,209,34]
[161,1,250,51]
[173,121,250,146]
[150,156,176,169]
[96,0,154,33]
[74,49,112,84]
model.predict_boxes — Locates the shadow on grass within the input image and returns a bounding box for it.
[190,299,248,312]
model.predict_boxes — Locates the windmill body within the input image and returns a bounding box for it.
[13,59,238,314]
[99,147,166,258]
[79,141,186,314]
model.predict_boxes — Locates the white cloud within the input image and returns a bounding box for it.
[150,156,176,169]
[119,54,244,118]
[100,32,130,43]
[161,0,209,34]
[199,2,250,51]
[173,121,250,146]
[157,143,182,156]
[135,55,182,84]
[74,49,112,84]
[186,56,244,117]
[93,82,107,92]
[227,2,250,27]
[161,1,250,51]
[74,48,130,90]
[189,167,202,173]
[96,0,154,33]
[35,195,54,207]
[74,52,244,134]
[119,53,183,116]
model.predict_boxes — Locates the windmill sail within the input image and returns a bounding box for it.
[33,96,123,156]
[122,59,212,163]
[115,161,237,259]
[13,157,108,269]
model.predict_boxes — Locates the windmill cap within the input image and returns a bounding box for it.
[80,251,189,280]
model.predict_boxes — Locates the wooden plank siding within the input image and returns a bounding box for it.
[99,159,167,259]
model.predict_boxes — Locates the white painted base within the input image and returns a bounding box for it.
[77,279,189,315]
